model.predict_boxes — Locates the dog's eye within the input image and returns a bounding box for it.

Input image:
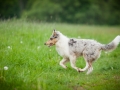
[53,35,57,38]
[54,36,57,38]
[50,38,53,40]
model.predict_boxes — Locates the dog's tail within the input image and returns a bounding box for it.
[101,35,120,52]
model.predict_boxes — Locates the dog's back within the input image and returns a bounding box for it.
[68,38,102,58]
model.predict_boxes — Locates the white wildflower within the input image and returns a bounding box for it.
[20,41,23,44]
[8,46,12,50]
[4,66,8,70]
[8,46,11,49]
[37,46,41,50]
[49,49,51,51]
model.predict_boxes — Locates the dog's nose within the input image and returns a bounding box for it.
[44,43,46,45]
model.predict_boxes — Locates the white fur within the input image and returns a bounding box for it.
[113,35,120,46]
[56,32,69,58]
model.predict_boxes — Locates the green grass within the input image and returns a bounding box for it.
[0,20,120,90]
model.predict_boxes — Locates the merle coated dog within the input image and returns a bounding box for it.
[45,30,120,74]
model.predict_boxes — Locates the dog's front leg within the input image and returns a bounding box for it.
[59,58,69,69]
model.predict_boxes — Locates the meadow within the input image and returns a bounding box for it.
[0,20,120,90]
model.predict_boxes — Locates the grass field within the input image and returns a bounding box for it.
[0,20,120,90]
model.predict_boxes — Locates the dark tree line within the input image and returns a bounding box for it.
[0,0,120,25]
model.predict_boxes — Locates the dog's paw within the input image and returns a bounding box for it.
[77,68,82,73]
[77,68,84,73]
[78,70,81,73]
[64,66,67,69]
[62,65,67,69]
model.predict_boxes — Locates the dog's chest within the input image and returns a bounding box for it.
[56,45,69,57]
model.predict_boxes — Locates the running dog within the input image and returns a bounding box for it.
[44,30,120,74]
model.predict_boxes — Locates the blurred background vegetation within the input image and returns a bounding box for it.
[0,0,120,25]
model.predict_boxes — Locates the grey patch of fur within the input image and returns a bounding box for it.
[101,35,120,52]
[101,42,116,51]
[68,39,77,46]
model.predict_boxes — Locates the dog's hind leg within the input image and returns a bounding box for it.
[86,61,93,75]
[59,58,69,69]
[80,60,93,74]
[79,53,93,74]
[79,60,89,72]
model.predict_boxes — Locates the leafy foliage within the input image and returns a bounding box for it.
[0,0,120,24]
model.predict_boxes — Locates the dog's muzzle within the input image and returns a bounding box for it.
[44,42,53,47]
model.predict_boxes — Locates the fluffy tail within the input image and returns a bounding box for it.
[101,35,120,52]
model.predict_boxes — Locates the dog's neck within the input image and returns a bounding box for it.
[55,32,69,47]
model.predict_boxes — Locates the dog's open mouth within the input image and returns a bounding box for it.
[44,43,54,47]
[48,43,54,47]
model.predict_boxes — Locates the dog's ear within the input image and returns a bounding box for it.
[53,29,56,32]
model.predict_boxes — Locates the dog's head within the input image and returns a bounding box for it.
[44,30,60,47]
